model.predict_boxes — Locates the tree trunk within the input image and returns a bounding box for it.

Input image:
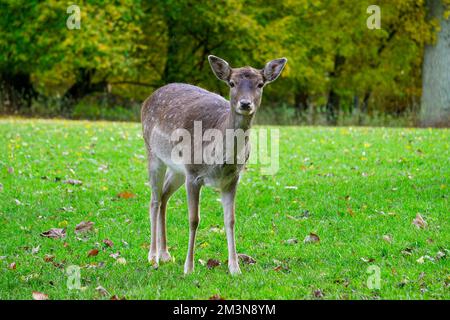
[421,0,450,127]
[0,71,37,111]
[64,68,107,104]
[294,89,309,113]
[326,55,345,125]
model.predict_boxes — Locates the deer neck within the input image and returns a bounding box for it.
[223,108,254,133]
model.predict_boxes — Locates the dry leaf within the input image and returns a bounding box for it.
[109,252,121,259]
[63,179,83,185]
[116,257,127,265]
[198,259,206,266]
[117,191,136,199]
[304,233,320,244]
[237,253,256,265]
[412,213,427,229]
[209,294,225,300]
[31,246,40,254]
[96,286,109,296]
[9,262,16,270]
[313,289,324,298]
[110,295,126,300]
[40,228,66,239]
[361,257,375,263]
[32,291,49,300]
[436,251,446,260]
[284,238,298,245]
[382,235,393,243]
[103,239,114,247]
[88,249,99,257]
[206,259,221,269]
[75,221,94,234]
[44,254,55,262]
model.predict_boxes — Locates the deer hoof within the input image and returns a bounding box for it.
[148,251,159,268]
[228,263,242,275]
[184,262,194,275]
[159,251,172,263]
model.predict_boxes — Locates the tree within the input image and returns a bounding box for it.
[421,0,450,126]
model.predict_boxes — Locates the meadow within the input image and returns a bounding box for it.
[0,119,448,300]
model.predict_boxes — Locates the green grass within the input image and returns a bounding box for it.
[0,118,448,300]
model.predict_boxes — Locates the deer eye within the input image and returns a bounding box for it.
[229,81,235,88]
[257,82,264,88]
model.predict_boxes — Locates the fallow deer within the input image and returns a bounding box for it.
[141,55,287,274]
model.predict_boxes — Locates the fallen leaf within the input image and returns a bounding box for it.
[63,179,83,185]
[40,228,66,239]
[412,213,427,229]
[284,238,298,245]
[88,249,99,257]
[382,235,393,243]
[32,291,48,300]
[103,239,114,247]
[44,254,55,262]
[7,167,14,174]
[116,257,127,265]
[198,259,206,266]
[75,221,94,234]
[304,233,320,244]
[31,246,40,254]
[313,289,324,298]
[206,259,221,269]
[109,252,121,259]
[401,247,414,256]
[361,257,375,263]
[209,294,225,300]
[436,251,446,260]
[237,253,256,265]
[110,295,126,300]
[117,191,136,199]
[9,262,16,270]
[96,286,109,296]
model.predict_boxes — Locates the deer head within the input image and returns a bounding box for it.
[208,55,287,116]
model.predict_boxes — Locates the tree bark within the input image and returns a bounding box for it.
[326,55,345,125]
[421,0,450,127]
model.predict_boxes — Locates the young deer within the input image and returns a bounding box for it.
[141,55,287,274]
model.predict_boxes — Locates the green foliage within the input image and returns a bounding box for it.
[0,0,447,121]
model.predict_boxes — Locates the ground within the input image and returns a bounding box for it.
[0,119,448,300]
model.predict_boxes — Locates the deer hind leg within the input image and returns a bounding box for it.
[158,170,185,262]
[147,155,166,267]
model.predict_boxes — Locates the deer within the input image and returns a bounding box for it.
[141,55,287,275]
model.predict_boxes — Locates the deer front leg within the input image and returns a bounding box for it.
[184,177,201,274]
[221,181,241,275]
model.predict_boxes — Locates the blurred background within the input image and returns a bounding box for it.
[1,0,449,127]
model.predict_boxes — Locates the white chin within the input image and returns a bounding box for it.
[236,108,254,116]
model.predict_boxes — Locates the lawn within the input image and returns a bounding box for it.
[0,118,448,300]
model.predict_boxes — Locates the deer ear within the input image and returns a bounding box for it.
[208,55,231,81]
[263,58,287,83]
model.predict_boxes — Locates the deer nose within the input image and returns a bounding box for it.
[239,99,252,110]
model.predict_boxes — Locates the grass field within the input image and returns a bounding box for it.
[0,119,448,300]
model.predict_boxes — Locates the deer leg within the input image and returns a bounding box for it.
[158,170,185,262]
[221,181,241,275]
[184,177,201,274]
[147,156,166,267]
